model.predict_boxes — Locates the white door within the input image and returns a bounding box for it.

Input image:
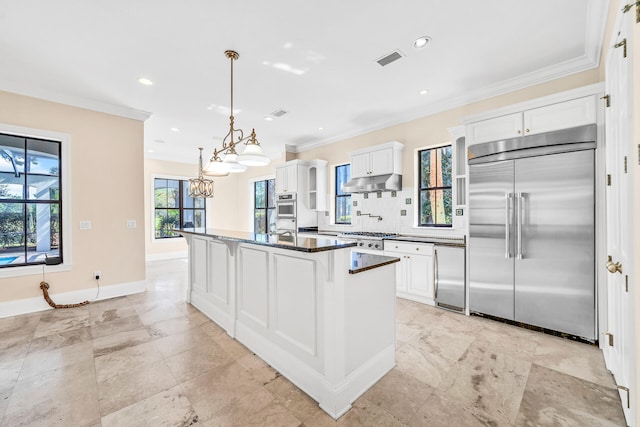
[603,9,635,424]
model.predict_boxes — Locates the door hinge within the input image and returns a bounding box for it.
[617,385,630,408]
[622,1,640,23]
[600,94,611,107]
[607,174,612,186]
[602,332,614,346]
[614,38,628,58]
[624,156,628,173]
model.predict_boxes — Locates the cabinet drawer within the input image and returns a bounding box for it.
[384,241,433,255]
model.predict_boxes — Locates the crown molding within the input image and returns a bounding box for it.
[0,79,152,121]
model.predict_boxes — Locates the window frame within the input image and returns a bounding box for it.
[0,124,71,278]
[153,177,206,240]
[417,144,453,228]
[335,164,351,225]
[253,178,276,234]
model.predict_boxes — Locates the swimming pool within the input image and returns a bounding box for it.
[0,256,18,265]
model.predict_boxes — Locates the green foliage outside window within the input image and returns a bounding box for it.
[419,145,452,227]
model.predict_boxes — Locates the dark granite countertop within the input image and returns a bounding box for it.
[385,235,466,247]
[175,228,357,253]
[349,252,400,274]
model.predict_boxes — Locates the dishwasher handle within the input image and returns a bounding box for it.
[434,248,438,300]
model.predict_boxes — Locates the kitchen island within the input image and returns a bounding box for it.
[176,228,400,419]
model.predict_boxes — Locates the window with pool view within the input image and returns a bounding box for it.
[154,178,206,238]
[0,133,62,267]
[418,145,452,227]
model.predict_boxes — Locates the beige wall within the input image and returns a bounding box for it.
[0,90,145,303]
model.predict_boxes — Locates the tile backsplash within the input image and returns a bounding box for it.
[318,186,465,237]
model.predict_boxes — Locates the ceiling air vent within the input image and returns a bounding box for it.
[270,109,288,118]
[376,50,404,67]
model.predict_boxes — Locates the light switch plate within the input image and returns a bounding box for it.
[79,220,91,230]
[127,220,137,228]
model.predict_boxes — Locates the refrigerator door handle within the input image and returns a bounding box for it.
[433,249,439,299]
[516,193,523,259]
[505,193,512,259]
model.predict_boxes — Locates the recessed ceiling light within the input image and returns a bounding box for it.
[413,36,432,49]
[154,139,165,144]
[318,127,324,131]
[147,149,155,153]
[419,89,429,95]
[170,127,180,132]
[264,117,274,121]
[138,77,153,86]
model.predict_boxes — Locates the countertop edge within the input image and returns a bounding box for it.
[176,228,357,252]
[349,254,401,275]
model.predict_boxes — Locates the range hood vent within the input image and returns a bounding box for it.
[342,173,402,193]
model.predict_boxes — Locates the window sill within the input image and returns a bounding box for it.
[0,262,73,279]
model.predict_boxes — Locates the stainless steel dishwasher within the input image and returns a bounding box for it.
[434,242,466,313]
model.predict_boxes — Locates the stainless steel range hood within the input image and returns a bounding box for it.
[342,173,402,193]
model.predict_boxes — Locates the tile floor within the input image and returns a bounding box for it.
[0,259,626,426]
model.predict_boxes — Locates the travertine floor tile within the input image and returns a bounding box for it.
[97,359,177,416]
[409,389,504,427]
[437,341,532,425]
[532,333,617,389]
[18,341,94,381]
[164,339,235,383]
[151,326,212,358]
[361,368,433,423]
[0,259,626,426]
[237,353,279,385]
[94,341,163,382]
[179,361,261,422]
[263,375,319,422]
[27,325,92,354]
[101,385,198,427]
[92,327,152,357]
[515,364,626,427]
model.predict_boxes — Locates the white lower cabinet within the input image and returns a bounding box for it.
[385,242,434,305]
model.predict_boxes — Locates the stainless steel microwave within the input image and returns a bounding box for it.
[276,193,296,218]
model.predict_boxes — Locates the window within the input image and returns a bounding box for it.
[254,179,276,234]
[418,145,452,227]
[0,133,62,268]
[154,178,206,239]
[335,164,351,224]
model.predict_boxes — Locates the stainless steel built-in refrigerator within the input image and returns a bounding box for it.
[468,125,596,340]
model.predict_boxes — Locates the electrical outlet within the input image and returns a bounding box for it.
[94,271,101,280]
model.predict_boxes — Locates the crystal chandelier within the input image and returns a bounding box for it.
[188,148,215,198]
[204,50,270,177]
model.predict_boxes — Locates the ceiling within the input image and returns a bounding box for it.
[0,1,607,165]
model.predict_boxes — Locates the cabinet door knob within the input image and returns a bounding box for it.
[525,128,530,133]
[517,130,522,134]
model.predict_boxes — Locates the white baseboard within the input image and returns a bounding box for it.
[145,251,188,262]
[0,280,147,319]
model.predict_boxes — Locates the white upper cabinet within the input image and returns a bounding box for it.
[349,141,404,178]
[276,163,298,194]
[468,112,522,145]
[467,95,597,145]
[523,96,597,136]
